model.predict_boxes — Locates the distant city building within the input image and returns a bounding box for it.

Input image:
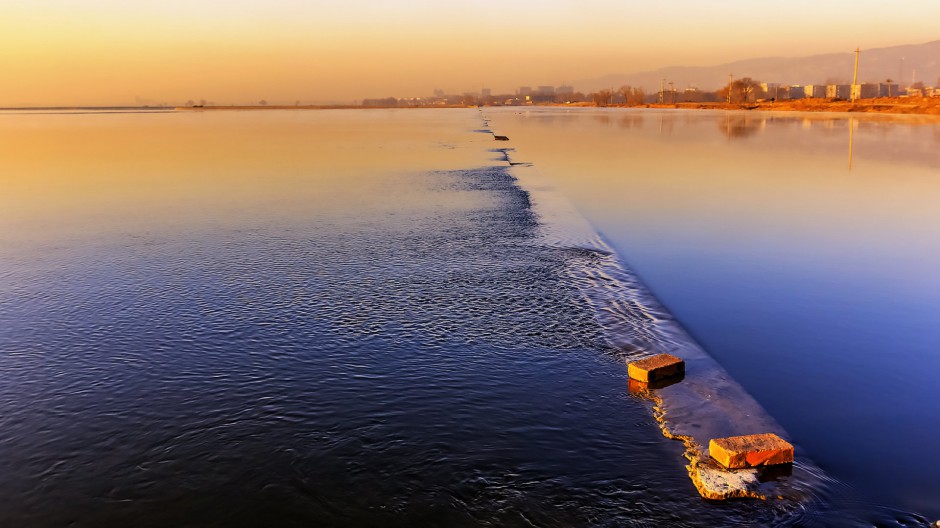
[804,85,826,98]
[761,83,780,98]
[826,84,851,99]
[518,86,532,96]
[878,83,899,97]
[556,85,574,94]
[788,85,805,99]
[851,83,879,99]
[433,89,445,98]
[535,86,555,96]
[773,85,791,100]
[682,87,708,102]
[481,88,491,97]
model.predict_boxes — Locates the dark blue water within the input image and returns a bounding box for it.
[0,110,845,527]
[488,107,940,525]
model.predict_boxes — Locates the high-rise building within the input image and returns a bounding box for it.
[535,86,555,96]
[826,84,851,99]
[851,83,879,100]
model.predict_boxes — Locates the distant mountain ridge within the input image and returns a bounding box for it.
[578,40,940,92]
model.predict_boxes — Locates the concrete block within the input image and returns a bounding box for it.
[690,463,761,500]
[709,433,794,469]
[627,353,685,383]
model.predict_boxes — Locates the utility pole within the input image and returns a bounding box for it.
[851,47,860,102]
[727,74,733,104]
[660,78,665,104]
[668,81,675,103]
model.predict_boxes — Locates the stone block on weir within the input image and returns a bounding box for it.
[627,353,685,383]
[708,433,794,469]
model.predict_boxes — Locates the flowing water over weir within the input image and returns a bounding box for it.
[0,109,932,527]
[482,110,934,528]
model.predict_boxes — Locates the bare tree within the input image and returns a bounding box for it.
[626,87,646,106]
[717,78,764,103]
[592,89,613,107]
[618,85,646,106]
[618,85,633,106]
[259,99,268,106]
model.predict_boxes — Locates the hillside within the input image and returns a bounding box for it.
[579,40,940,92]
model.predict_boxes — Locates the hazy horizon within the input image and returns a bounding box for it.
[3,0,939,106]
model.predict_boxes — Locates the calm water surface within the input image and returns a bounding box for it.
[0,109,838,527]
[488,107,940,523]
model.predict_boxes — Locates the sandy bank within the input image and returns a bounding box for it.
[635,96,940,115]
[176,98,940,116]
[174,104,474,111]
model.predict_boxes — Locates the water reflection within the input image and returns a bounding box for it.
[657,113,674,136]
[719,114,762,140]
[592,113,611,126]
[849,117,855,170]
[520,108,937,177]
[618,114,644,129]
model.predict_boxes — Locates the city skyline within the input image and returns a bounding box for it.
[2,0,940,106]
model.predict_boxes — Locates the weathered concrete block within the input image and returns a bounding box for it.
[690,463,761,500]
[709,433,794,469]
[627,353,685,383]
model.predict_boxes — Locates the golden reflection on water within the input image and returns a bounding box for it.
[849,117,855,171]
[0,109,490,247]
[487,108,940,285]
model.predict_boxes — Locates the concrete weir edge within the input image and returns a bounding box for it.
[479,109,824,505]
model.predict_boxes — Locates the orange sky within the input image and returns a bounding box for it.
[2,1,938,106]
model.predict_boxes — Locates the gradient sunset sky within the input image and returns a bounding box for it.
[2,0,938,106]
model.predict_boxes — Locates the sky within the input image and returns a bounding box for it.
[1,0,939,106]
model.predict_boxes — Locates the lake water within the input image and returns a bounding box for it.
[487,107,940,523]
[0,108,935,527]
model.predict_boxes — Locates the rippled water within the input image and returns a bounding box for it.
[0,109,931,527]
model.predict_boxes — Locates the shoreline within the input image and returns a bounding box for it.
[174,96,940,116]
[636,96,940,115]
[4,97,939,116]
